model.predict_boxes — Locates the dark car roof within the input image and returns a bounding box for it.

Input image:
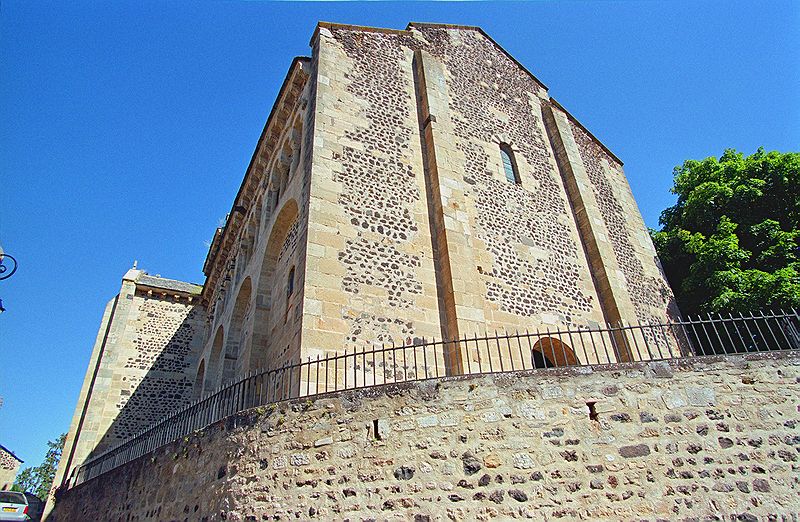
[0,491,27,504]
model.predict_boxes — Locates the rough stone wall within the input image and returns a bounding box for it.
[52,353,800,521]
[569,120,677,326]
[303,24,676,377]
[50,19,699,517]
[0,446,21,490]
[52,270,206,500]
[93,287,206,453]
[414,25,605,333]
[302,27,444,376]
[199,23,683,387]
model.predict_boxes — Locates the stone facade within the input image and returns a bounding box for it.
[52,21,689,517]
[50,269,205,506]
[0,444,22,490]
[196,21,679,399]
[51,353,800,520]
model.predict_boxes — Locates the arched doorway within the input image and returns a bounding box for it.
[250,198,299,373]
[193,359,206,400]
[531,337,579,368]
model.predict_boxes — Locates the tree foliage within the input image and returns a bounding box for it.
[652,148,800,315]
[12,433,66,500]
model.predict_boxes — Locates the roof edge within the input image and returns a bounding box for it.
[135,276,203,296]
[124,269,203,296]
[406,22,482,32]
[549,97,623,166]
[0,443,23,463]
[201,56,311,284]
[408,22,549,92]
[317,21,409,37]
[314,21,550,96]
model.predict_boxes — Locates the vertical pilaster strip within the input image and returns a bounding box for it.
[412,50,463,375]
[541,102,633,361]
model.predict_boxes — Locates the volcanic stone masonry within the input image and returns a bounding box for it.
[51,21,707,517]
[51,270,205,503]
[0,444,22,491]
[51,353,800,520]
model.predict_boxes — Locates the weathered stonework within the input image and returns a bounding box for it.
[0,444,22,491]
[51,270,205,506]
[52,21,693,517]
[52,354,800,520]
[419,26,597,324]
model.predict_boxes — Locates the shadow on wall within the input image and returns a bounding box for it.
[24,493,44,522]
[54,198,304,512]
[57,302,204,497]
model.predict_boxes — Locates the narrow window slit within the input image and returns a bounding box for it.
[500,143,521,185]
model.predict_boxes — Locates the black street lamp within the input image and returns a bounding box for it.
[0,250,17,281]
[0,244,18,314]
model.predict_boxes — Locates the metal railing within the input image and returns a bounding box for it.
[70,309,800,487]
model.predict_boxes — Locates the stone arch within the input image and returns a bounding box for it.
[193,359,205,400]
[206,326,225,390]
[250,198,299,372]
[531,337,579,368]
[223,277,253,383]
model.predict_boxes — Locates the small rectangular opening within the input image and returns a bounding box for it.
[586,401,599,421]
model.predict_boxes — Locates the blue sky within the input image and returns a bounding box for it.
[1,1,798,469]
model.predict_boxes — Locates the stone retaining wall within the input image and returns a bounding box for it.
[50,352,800,521]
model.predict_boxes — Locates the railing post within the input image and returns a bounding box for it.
[758,311,782,349]
[773,310,795,348]
[738,312,757,352]
[494,331,504,372]
[413,341,420,380]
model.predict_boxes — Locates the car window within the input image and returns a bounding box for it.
[0,491,26,504]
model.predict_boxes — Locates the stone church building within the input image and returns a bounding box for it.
[52,22,682,509]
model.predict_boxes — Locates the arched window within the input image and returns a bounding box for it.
[500,144,520,185]
[193,359,206,400]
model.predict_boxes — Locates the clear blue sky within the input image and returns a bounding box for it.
[1,1,798,469]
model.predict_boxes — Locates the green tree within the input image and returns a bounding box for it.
[12,433,66,500]
[652,148,800,315]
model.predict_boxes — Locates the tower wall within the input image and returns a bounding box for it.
[301,26,446,380]
[48,21,702,519]
[410,25,608,337]
[301,23,678,373]
[195,23,678,390]
[0,446,21,491]
[50,270,205,499]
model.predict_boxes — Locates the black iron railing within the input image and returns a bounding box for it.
[70,309,800,487]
